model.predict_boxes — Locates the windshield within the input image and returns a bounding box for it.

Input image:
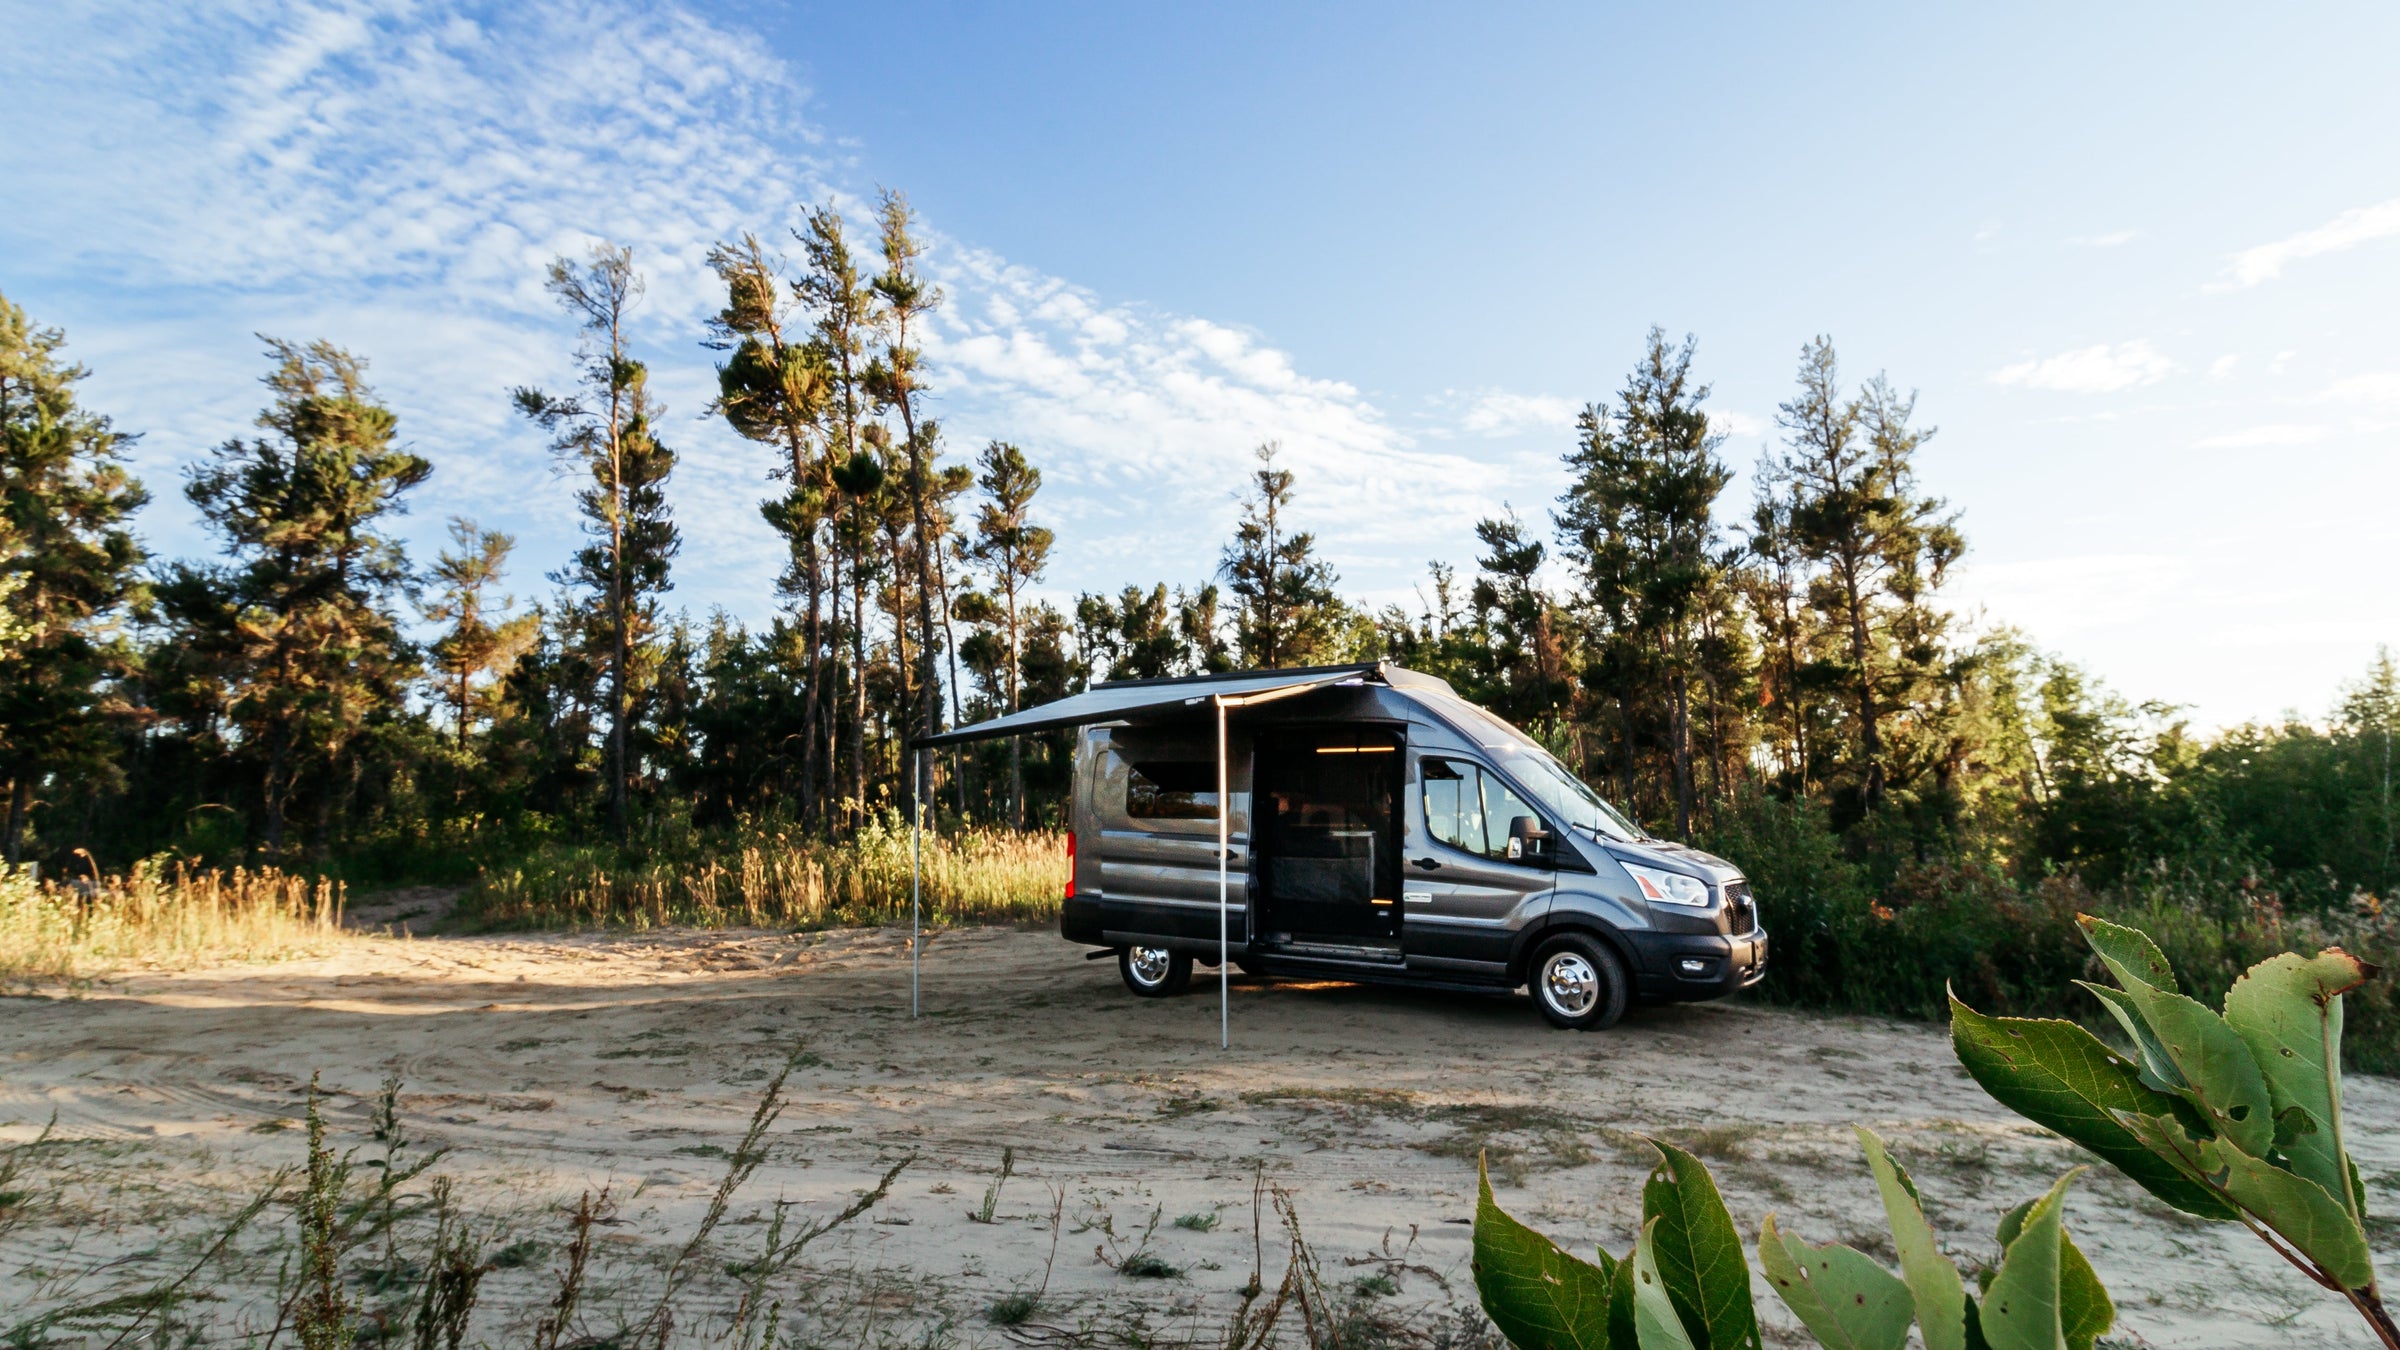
[1416,690,1646,842]
[1498,748,1647,843]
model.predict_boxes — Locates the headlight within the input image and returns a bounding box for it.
[1623,863,1712,908]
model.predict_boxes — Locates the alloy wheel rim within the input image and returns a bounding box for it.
[1128,946,1173,986]
[1542,952,1599,1016]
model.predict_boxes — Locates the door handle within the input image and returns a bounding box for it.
[1410,857,1442,871]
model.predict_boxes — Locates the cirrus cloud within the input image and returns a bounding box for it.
[1991,340,2176,394]
[2215,198,2400,290]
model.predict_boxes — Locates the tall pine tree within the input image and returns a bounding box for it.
[0,293,148,865]
[167,339,427,858]
[1557,329,1734,836]
[1220,442,1341,668]
[514,244,679,838]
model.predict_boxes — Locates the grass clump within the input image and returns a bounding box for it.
[0,860,343,985]
[462,814,1065,931]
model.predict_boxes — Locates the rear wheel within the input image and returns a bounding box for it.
[1119,945,1194,998]
[1530,934,1629,1030]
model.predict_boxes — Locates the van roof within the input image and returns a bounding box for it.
[914,661,1456,748]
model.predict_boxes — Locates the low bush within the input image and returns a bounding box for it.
[1701,792,2400,1073]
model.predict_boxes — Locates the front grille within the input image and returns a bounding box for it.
[1723,881,1757,935]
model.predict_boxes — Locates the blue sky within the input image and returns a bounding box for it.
[4,0,2397,728]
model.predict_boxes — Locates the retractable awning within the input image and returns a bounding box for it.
[912,662,1379,748]
[901,661,1397,1049]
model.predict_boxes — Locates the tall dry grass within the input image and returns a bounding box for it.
[466,816,1067,930]
[0,861,346,985]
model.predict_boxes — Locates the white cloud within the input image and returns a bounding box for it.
[2319,372,2400,406]
[2207,354,2240,380]
[2195,424,2332,449]
[2216,198,2400,289]
[1450,390,1581,436]
[1948,553,2191,641]
[2071,229,2139,247]
[3,0,1561,618]
[1709,409,1768,440]
[1990,341,2176,394]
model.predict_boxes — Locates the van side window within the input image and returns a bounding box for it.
[1126,761,1219,820]
[1422,757,1549,863]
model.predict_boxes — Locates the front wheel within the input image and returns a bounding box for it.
[1119,945,1193,998]
[1530,934,1629,1030]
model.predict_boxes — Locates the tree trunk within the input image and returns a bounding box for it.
[2,777,25,869]
[1669,663,1693,840]
[799,525,825,832]
[263,721,294,860]
[1840,560,1883,811]
[847,546,868,833]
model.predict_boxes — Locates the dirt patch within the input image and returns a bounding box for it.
[1,925,2394,1346]
[340,883,463,935]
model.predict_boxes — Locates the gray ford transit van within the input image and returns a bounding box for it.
[1050,663,1767,1029]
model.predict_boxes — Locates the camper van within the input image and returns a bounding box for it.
[1048,663,1766,1030]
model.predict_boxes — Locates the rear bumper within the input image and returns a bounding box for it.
[1623,927,1768,1002]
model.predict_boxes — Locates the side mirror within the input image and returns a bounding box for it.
[1506,815,1549,860]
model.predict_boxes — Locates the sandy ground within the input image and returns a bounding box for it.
[3,924,2396,1348]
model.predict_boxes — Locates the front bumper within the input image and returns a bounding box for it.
[1624,926,1768,1001]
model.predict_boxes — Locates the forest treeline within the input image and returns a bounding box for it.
[2,194,2396,930]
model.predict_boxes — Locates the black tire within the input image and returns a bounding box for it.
[1528,933,1629,1030]
[1119,944,1194,998]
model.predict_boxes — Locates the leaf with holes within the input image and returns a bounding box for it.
[1631,1218,1700,1350]
[2223,948,2376,1221]
[1757,1213,1911,1350]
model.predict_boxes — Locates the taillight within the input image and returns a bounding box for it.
[1064,831,1077,899]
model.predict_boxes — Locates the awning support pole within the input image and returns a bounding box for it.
[1216,695,1229,1052]
[911,746,923,1020]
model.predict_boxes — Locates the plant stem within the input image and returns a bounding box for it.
[2349,1286,2400,1350]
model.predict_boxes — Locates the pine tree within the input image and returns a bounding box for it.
[1220,442,1340,668]
[513,244,679,838]
[709,233,835,828]
[170,339,428,858]
[965,441,1052,824]
[865,192,948,768]
[0,293,149,865]
[420,518,537,750]
[1769,337,1959,816]
[797,205,881,831]
[1557,329,1734,836]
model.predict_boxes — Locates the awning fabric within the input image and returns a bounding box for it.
[913,662,1379,749]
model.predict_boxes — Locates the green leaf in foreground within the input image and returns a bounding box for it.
[1640,1138,1761,1350]
[2198,1137,2376,1290]
[1948,993,2238,1220]
[2223,948,2375,1220]
[2110,978,2275,1158]
[1631,1218,1699,1350]
[1857,1127,1965,1350]
[1473,1154,1619,1349]
[1975,1169,2079,1350]
[1995,1195,2115,1350]
[2077,914,2181,994]
[1757,1213,1911,1350]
